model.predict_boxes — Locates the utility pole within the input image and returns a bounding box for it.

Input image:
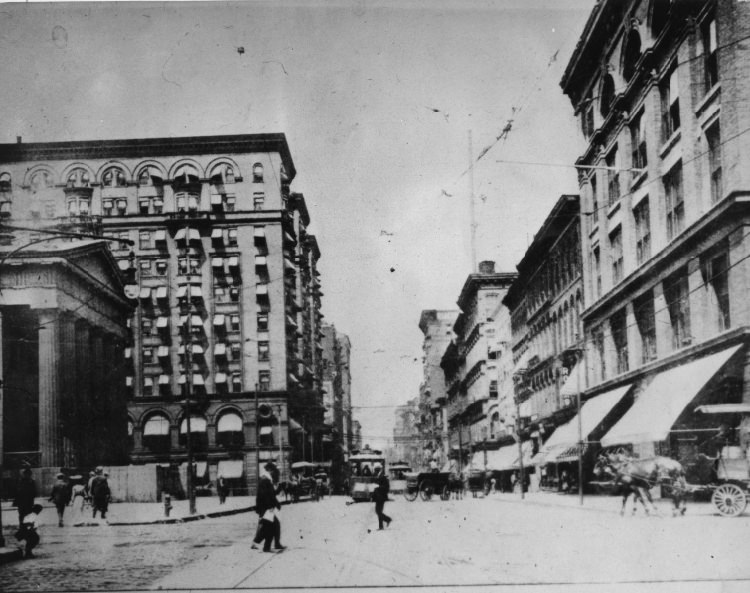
[255,383,260,491]
[277,404,283,481]
[515,395,525,501]
[576,334,585,506]
[182,222,196,516]
[468,130,477,273]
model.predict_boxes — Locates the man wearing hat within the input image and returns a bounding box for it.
[90,467,111,520]
[49,473,72,527]
[251,462,285,552]
[13,466,37,528]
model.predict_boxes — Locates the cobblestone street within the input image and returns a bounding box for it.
[3,494,750,591]
[1,512,253,591]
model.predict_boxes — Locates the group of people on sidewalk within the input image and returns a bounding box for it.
[10,465,112,559]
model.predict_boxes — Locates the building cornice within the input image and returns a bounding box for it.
[0,133,297,181]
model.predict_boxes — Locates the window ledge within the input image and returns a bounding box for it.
[589,224,599,239]
[607,200,621,218]
[659,129,681,160]
[630,169,648,191]
[696,83,721,119]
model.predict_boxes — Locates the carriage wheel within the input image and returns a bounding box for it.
[440,484,451,500]
[712,483,747,517]
[419,480,434,501]
[403,488,418,502]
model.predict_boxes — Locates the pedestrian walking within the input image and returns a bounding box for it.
[373,472,392,530]
[217,476,228,504]
[13,467,37,528]
[15,503,44,558]
[49,473,72,527]
[90,467,111,519]
[251,462,285,552]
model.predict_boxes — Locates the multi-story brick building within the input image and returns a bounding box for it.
[561,0,750,466]
[417,310,458,467]
[0,133,325,494]
[502,195,587,489]
[440,262,516,466]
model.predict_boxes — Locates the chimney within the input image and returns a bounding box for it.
[478,260,495,274]
[16,136,21,144]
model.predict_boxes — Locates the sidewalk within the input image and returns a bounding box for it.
[487,489,718,516]
[0,495,259,530]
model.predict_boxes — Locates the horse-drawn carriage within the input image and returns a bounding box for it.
[690,404,750,516]
[592,403,750,517]
[403,471,463,501]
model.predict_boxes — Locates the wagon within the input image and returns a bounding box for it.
[693,404,750,517]
[403,471,458,501]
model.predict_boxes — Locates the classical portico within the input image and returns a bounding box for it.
[0,239,133,469]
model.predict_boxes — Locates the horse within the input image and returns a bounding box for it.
[595,452,688,516]
[593,455,653,515]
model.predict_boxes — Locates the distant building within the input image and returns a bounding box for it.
[391,398,420,470]
[440,261,516,468]
[417,309,458,468]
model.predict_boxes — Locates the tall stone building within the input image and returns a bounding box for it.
[0,133,325,493]
[561,0,750,464]
[440,262,516,467]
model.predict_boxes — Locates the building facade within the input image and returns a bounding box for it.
[0,134,325,493]
[440,261,516,466]
[560,0,750,465]
[417,309,458,468]
[0,229,133,472]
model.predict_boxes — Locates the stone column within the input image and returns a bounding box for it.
[653,282,673,356]
[59,314,77,467]
[38,309,61,467]
[75,321,91,466]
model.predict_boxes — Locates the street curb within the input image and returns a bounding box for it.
[0,547,24,564]
[489,495,719,517]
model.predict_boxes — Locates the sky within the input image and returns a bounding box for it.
[0,0,593,449]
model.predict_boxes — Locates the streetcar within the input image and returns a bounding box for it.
[348,452,386,502]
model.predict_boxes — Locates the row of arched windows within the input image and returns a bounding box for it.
[7,160,268,193]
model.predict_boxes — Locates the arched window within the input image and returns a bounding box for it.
[138,166,163,187]
[143,413,171,452]
[179,415,208,451]
[252,163,264,183]
[490,411,500,439]
[66,168,90,188]
[30,170,53,192]
[102,166,127,187]
[173,164,200,188]
[217,410,245,448]
[600,74,616,117]
[622,29,642,82]
[210,163,236,185]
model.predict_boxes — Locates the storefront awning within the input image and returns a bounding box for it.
[217,412,242,432]
[484,444,520,471]
[534,384,631,464]
[511,440,535,469]
[601,345,742,447]
[289,418,304,432]
[260,425,273,435]
[218,459,244,478]
[143,416,170,436]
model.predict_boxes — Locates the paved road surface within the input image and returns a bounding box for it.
[2,495,750,591]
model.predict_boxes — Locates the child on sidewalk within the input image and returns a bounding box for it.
[15,503,44,558]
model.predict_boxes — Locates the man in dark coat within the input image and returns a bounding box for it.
[13,467,37,528]
[90,467,111,519]
[49,473,72,527]
[251,462,285,552]
[373,472,392,530]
